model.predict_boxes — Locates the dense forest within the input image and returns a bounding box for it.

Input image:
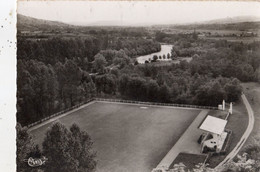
[17,26,260,126]
[17,33,161,126]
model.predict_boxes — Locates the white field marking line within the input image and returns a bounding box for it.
[96,100,207,111]
[140,107,148,109]
[28,101,96,132]
[215,94,255,169]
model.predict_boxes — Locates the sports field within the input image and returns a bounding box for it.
[30,101,200,172]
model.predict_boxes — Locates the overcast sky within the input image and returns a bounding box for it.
[18,1,260,26]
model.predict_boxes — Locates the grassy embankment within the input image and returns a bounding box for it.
[240,82,260,148]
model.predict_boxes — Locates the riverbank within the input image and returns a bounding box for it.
[137,57,193,67]
[136,44,172,64]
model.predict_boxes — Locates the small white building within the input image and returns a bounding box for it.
[199,115,228,153]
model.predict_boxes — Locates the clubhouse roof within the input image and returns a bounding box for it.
[199,115,227,135]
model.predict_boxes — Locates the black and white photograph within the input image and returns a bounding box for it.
[5,0,260,172]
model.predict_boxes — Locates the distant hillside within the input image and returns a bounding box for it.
[17,14,74,31]
[71,20,126,26]
[172,21,260,31]
[203,16,260,25]
[18,14,260,32]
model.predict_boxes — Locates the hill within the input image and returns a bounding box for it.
[17,14,74,31]
[18,14,260,32]
[202,16,260,25]
[168,21,260,31]
[152,16,260,31]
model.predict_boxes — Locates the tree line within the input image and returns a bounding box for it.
[17,31,260,126]
[17,36,160,126]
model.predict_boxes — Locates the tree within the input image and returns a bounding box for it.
[195,83,211,106]
[170,162,215,172]
[17,123,38,172]
[95,74,116,94]
[110,67,119,77]
[195,80,226,106]
[207,80,226,106]
[216,138,260,171]
[42,122,96,172]
[163,54,166,59]
[158,83,171,102]
[126,76,147,100]
[118,74,130,96]
[69,124,96,172]
[153,55,158,62]
[112,55,131,69]
[224,78,242,102]
[167,53,171,59]
[62,59,84,107]
[155,31,167,42]
[93,53,107,74]
[221,153,260,172]
[17,60,58,125]
[82,78,96,98]
[147,80,160,101]
[42,122,77,172]
[171,46,178,59]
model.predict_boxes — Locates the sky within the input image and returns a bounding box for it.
[18,1,260,26]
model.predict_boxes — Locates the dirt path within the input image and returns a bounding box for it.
[215,94,255,169]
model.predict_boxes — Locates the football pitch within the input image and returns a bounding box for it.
[30,101,201,172]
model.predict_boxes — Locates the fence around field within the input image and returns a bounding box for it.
[26,98,218,129]
[95,98,218,110]
[26,98,95,129]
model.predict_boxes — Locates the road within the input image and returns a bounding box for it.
[215,94,255,170]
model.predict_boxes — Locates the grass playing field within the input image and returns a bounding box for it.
[30,101,200,172]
